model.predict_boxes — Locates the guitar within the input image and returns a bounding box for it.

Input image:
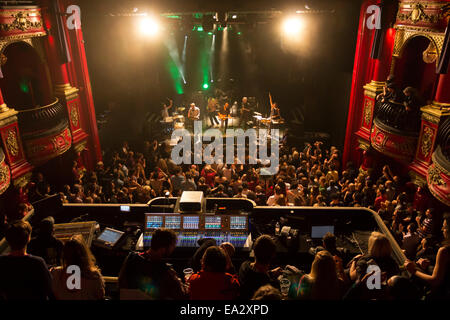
[218,103,231,120]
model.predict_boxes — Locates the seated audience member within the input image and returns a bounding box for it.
[239,235,283,299]
[0,221,52,300]
[416,238,437,264]
[309,232,348,263]
[417,208,435,240]
[28,216,63,268]
[404,214,450,300]
[350,232,399,283]
[402,222,421,260]
[297,250,345,300]
[190,238,217,273]
[50,235,104,300]
[386,275,420,300]
[118,228,187,299]
[252,284,282,300]
[220,242,236,274]
[188,246,240,300]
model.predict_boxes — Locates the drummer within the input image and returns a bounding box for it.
[161,98,173,119]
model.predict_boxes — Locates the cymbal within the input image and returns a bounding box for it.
[253,112,262,116]
[178,107,186,111]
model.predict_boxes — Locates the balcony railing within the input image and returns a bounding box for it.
[374,100,421,133]
[17,99,69,137]
[436,116,450,162]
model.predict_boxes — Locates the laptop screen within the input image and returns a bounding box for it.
[311,225,334,239]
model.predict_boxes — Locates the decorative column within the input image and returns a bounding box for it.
[360,27,396,140]
[41,0,88,155]
[409,72,450,186]
[0,90,33,187]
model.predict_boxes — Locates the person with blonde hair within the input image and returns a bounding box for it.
[350,231,399,283]
[297,250,344,300]
[50,235,105,300]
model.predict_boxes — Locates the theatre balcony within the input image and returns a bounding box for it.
[427,117,450,207]
[17,99,72,165]
[370,99,421,161]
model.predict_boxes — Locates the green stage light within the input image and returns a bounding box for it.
[197,25,204,32]
[237,32,242,35]
[203,83,209,89]
[208,32,213,35]
[19,82,29,93]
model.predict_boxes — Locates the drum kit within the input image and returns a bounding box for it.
[161,106,186,133]
[253,112,284,128]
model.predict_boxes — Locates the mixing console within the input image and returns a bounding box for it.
[142,213,250,249]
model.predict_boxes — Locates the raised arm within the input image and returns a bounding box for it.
[269,92,274,108]
[168,99,173,109]
[405,246,449,288]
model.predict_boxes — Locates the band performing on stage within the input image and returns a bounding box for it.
[160,90,285,135]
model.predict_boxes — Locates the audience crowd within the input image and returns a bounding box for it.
[1,139,449,300]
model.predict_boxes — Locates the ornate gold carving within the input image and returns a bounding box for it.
[0,38,36,57]
[432,149,450,176]
[74,140,87,154]
[0,163,10,195]
[0,103,9,113]
[397,3,442,24]
[6,129,19,156]
[428,165,446,186]
[420,126,434,158]
[364,99,374,125]
[0,53,6,66]
[421,104,450,123]
[358,138,370,151]
[393,27,445,63]
[0,109,18,126]
[0,12,42,32]
[423,42,437,63]
[70,104,79,127]
[421,111,440,124]
[408,170,427,187]
[54,84,79,101]
[12,172,32,188]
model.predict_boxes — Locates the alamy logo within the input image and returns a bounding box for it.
[366,5,381,30]
[366,264,381,290]
[66,5,81,30]
[171,121,279,175]
[66,265,81,289]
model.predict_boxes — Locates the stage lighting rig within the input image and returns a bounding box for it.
[139,15,160,37]
[202,14,215,33]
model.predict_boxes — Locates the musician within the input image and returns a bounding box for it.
[269,93,281,121]
[187,103,200,129]
[219,102,230,131]
[207,97,219,127]
[161,99,173,119]
[240,97,252,129]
